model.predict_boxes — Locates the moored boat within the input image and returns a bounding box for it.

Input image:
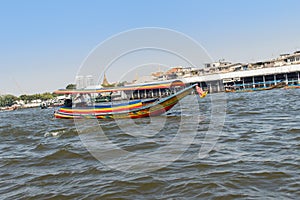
[284,85,300,89]
[225,81,286,93]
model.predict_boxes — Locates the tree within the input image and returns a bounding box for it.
[40,92,54,100]
[66,84,76,90]
[0,94,17,107]
[19,94,29,102]
[51,92,59,98]
[0,96,3,107]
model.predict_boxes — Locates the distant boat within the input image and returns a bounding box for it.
[40,102,48,109]
[225,81,286,93]
[284,85,300,89]
[0,106,17,112]
[53,81,204,119]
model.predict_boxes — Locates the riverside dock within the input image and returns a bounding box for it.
[143,51,300,93]
[186,64,300,93]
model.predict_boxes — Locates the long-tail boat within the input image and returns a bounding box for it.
[225,81,287,93]
[53,81,205,119]
[284,85,300,89]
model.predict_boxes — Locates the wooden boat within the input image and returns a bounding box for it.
[225,81,286,93]
[54,82,202,119]
[0,106,18,112]
[284,85,300,89]
[256,81,286,90]
[40,102,48,109]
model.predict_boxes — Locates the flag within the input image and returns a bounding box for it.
[196,85,207,98]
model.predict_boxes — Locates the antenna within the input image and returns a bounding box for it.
[12,76,26,94]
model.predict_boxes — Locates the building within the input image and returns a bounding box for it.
[145,51,300,93]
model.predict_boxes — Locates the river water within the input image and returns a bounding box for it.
[0,89,299,199]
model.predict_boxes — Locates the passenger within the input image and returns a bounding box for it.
[64,99,72,107]
[74,93,87,107]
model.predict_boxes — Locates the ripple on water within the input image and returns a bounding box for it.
[0,90,299,199]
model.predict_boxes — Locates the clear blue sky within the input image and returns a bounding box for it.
[1,0,299,95]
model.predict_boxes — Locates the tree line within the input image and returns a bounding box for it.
[0,82,127,107]
[0,84,77,107]
[0,92,59,107]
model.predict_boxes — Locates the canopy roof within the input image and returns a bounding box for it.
[54,80,185,94]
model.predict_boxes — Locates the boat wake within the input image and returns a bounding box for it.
[44,129,67,138]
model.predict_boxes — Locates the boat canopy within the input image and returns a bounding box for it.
[54,80,185,94]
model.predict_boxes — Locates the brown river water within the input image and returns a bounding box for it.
[0,89,299,199]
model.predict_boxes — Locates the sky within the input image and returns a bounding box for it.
[0,0,300,95]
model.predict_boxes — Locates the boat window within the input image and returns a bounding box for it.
[64,99,72,107]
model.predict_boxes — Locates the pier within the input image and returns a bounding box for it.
[128,51,300,93]
[186,64,300,93]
